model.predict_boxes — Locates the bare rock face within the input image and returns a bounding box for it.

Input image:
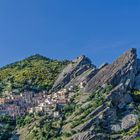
[111,114,138,132]
[98,63,108,70]
[71,131,95,140]
[84,48,137,93]
[65,68,97,89]
[51,55,96,92]
[108,83,133,108]
[121,114,138,130]
[71,131,106,140]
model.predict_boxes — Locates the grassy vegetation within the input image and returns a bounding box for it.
[61,85,113,136]
[19,99,77,140]
[16,114,35,128]
[23,114,65,140]
[132,91,140,95]
[0,116,16,140]
[0,54,68,96]
[63,103,76,117]
[120,123,140,139]
[69,90,107,128]
[131,90,140,102]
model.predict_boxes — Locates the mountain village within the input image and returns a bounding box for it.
[0,84,83,118]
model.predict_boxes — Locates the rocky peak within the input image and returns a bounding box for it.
[51,55,96,92]
[84,48,137,93]
[71,49,140,140]
[73,55,86,62]
[72,55,93,67]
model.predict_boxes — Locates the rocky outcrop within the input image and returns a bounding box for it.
[84,48,137,93]
[65,68,97,89]
[98,63,108,70]
[108,83,133,108]
[121,114,138,130]
[111,114,138,132]
[71,49,140,140]
[51,55,96,92]
[71,131,95,140]
[71,131,107,140]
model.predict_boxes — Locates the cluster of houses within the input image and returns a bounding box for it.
[0,91,47,118]
[28,88,70,118]
[0,86,76,118]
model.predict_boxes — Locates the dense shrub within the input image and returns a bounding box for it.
[0,54,68,96]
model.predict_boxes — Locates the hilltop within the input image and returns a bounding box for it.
[0,54,69,96]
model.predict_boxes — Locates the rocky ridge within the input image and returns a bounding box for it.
[52,48,140,140]
[52,55,97,92]
[73,48,140,140]
[84,48,137,93]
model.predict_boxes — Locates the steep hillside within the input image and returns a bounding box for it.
[0,54,68,96]
[66,48,140,140]
[1,49,140,140]
[17,48,140,140]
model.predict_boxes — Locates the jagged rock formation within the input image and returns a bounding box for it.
[111,114,138,132]
[67,48,140,140]
[51,55,96,92]
[84,48,137,93]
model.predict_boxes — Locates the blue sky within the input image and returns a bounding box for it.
[0,0,140,67]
